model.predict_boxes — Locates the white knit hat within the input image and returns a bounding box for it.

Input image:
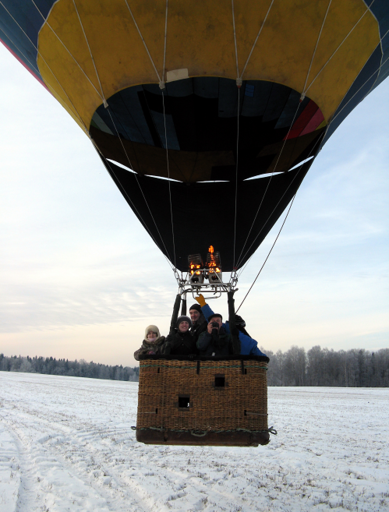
[144,325,160,341]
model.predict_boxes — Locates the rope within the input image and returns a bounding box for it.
[104,108,175,263]
[97,0,175,268]
[231,0,240,269]
[236,194,296,313]
[162,0,168,88]
[72,0,108,107]
[125,0,178,268]
[235,1,387,298]
[0,24,41,76]
[139,363,268,370]
[98,148,175,272]
[29,0,103,101]
[124,0,163,86]
[235,98,303,269]
[236,130,324,279]
[231,0,240,80]
[302,0,332,96]
[240,0,275,79]
[0,1,88,131]
[159,0,176,267]
[235,1,336,270]
[230,0,277,271]
[305,0,376,94]
[2,1,174,272]
[161,90,177,268]
[132,426,277,435]
[232,86,241,268]
[330,49,389,128]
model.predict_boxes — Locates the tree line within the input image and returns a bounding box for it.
[0,354,139,382]
[1,347,388,387]
[265,346,389,387]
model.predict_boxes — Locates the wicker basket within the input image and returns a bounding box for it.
[136,356,269,446]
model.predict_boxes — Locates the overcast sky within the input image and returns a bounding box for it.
[1,43,388,366]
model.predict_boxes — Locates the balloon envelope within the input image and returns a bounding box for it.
[1,0,388,270]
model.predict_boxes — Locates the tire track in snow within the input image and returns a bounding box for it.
[46,424,262,512]
[1,393,167,511]
[40,428,164,512]
[0,421,21,512]
[0,414,45,512]
[1,373,389,512]
[0,403,126,511]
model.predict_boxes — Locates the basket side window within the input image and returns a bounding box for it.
[178,395,190,409]
[214,375,225,388]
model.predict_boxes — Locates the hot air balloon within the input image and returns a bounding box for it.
[1,0,388,446]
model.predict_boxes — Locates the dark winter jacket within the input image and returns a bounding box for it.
[197,327,233,358]
[134,336,168,361]
[201,304,267,357]
[190,312,207,342]
[165,330,197,356]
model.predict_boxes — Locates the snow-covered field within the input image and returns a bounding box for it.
[0,372,388,512]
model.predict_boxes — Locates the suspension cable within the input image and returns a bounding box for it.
[240,0,275,79]
[161,90,177,268]
[96,146,175,272]
[232,86,241,268]
[235,98,303,269]
[0,25,40,76]
[1,0,176,276]
[236,2,387,299]
[305,0,375,95]
[302,0,332,96]
[18,0,387,284]
[236,194,297,313]
[124,0,163,86]
[72,0,108,107]
[231,0,240,81]
[159,0,177,267]
[236,50,382,301]
[230,0,276,271]
[162,0,168,88]
[122,0,177,265]
[237,131,324,272]
[330,50,389,127]
[231,0,241,270]
[104,107,175,262]
[29,0,104,101]
[1,1,89,131]
[235,1,334,269]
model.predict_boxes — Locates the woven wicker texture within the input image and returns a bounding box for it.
[137,359,268,432]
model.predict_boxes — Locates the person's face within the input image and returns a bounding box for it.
[210,317,222,328]
[147,331,158,341]
[190,309,200,322]
[178,321,190,333]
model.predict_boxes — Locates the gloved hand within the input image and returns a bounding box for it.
[195,294,206,307]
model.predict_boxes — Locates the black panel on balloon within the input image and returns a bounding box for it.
[102,158,314,271]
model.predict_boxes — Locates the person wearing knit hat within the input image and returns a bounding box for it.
[176,315,192,329]
[195,295,267,357]
[164,315,197,356]
[144,325,161,341]
[189,303,207,342]
[189,303,201,313]
[197,313,233,357]
[134,325,168,361]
